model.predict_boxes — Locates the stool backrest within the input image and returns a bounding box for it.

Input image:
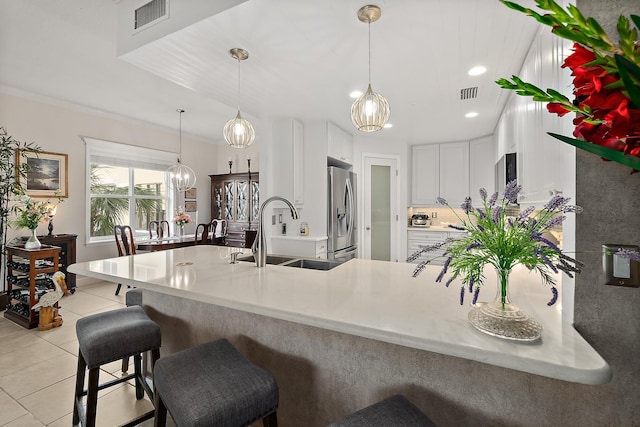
[114,225,136,256]
[194,223,210,245]
[149,220,170,239]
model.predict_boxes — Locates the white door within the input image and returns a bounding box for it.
[363,155,398,261]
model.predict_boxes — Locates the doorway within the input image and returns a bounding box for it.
[363,155,398,261]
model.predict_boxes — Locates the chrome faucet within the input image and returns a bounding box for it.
[252,196,299,267]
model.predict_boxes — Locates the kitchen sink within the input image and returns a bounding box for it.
[280,258,343,271]
[237,254,345,271]
[237,254,296,265]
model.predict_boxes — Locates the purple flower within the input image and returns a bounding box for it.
[543,215,565,229]
[468,275,474,293]
[532,234,561,254]
[563,205,583,214]
[492,206,503,223]
[459,286,465,305]
[615,248,640,262]
[445,276,455,288]
[436,257,451,282]
[447,224,467,231]
[544,195,569,211]
[547,287,558,306]
[518,206,535,220]
[475,208,486,219]
[411,261,428,278]
[460,197,473,213]
[503,180,522,204]
[436,197,447,205]
[466,242,481,251]
[472,287,481,304]
[507,217,514,227]
[479,188,487,201]
[477,225,485,232]
[488,192,498,207]
[538,251,559,273]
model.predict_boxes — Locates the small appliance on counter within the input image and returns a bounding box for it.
[411,214,431,227]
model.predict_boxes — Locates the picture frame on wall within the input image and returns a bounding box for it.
[185,201,197,212]
[17,150,69,198]
[185,188,197,199]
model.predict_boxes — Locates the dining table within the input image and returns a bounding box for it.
[136,234,200,251]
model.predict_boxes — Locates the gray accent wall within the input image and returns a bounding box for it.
[574,0,640,424]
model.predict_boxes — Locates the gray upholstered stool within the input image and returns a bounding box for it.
[73,305,161,427]
[153,338,279,427]
[328,395,436,427]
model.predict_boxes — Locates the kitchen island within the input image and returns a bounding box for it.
[69,246,611,426]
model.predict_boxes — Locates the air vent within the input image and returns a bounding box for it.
[460,86,478,100]
[135,0,167,30]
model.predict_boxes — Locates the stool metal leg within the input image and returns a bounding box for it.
[72,350,87,425]
[134,354,144,400]
[85,367,100,427]
[263,411,278,427]
[154,392,168,427]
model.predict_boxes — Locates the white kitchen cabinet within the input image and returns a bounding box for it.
[273,119,305,205]
[411,144,439,205]
[439,141,469,205]
[496,28,574,206]
[411,141,469,206]
[327,121,353,165]
[469,136,496,194]
[271,235,328,259]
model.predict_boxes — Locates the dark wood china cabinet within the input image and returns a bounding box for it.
[210,173,259,248]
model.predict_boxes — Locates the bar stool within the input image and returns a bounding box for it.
[73,306,162,427]
[153,338,279,427]
[328,395,436,427]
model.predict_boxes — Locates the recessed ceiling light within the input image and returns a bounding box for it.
[468,66,487,76]
[465,112,478,118]
[383,123,393,128]
[350,90,362,98]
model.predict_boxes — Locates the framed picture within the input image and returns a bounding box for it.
[17,150,68,198]
[185,201,197,212]
[185,188,197,199]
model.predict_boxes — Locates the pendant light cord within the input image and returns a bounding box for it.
[177,108,184,163]
[368,19,372,85]
[237,58,241,111]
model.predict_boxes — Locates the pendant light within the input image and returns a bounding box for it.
[166,108,196,192]
[224,48,255,148]
[351,5,390,132]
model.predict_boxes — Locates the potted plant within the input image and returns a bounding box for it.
[0,127,41,307]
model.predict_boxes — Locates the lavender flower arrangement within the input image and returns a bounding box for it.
[409,181,583,308]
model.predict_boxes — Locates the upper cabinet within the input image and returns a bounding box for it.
[496,28,574,206]
[469,136,495,195]
[411,142,469,206]
[273,119,305,205]
[327,121,353,166]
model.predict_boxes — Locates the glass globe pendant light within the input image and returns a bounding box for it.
[166,108,196,192]
[351,5,390,132]
[224,48,255,148]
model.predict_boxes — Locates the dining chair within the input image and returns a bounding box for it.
[114,225,136,295]
[210,219,227,245]
[149,220,170,239]
[194,223,210,245]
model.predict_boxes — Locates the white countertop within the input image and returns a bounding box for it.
[68,246,611,385]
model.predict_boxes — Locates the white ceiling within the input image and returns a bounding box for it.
[0,0,540,145]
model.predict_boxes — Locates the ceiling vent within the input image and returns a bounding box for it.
[460,86,478,100]
[134,0,167,30]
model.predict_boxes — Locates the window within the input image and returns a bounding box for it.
[84,138,177,243]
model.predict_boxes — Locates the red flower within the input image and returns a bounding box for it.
[547,103,572,116]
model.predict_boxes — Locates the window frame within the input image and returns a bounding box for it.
[84,137,178,245]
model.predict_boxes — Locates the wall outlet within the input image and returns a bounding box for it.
[278,214,283,224]
[431,211,437,218]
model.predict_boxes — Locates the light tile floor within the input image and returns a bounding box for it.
[0,281,170,426]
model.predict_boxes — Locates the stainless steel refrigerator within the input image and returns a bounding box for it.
[327,166,357,261]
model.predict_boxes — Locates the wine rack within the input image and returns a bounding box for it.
[16,234,77,292]
[4,245,60,329]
